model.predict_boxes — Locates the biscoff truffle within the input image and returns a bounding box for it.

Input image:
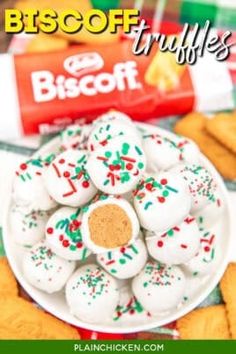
[88,204,132,248]
[81,196,140,253]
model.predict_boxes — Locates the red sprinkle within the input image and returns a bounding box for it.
[97,156,108,161]
[82,180,90,188]
[157,240,163,248]
[72,220,80,228]
[126,163,133,170]
[121,156,136,163]
[59,159,65,164]
[160,178,167,185]
[106,260,115,265]
[47,227,53,234]
[63,240,70,247]
[204,246,210,252]
[180,244,188,249]
[63,179,77,197]
[100,139,108,146]
[158,196,165,203]
[76,242,83,248]
[63,171,70,178]
[52,163,61,177]
[77,171,83,180]
[20,163,27,170]
[59,235,64,241]
[146,183,153,191]
[109,165,116,171]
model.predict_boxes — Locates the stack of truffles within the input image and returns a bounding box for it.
[10,111,223,324]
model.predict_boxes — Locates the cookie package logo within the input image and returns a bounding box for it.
[31,53,141,103]
[4,8,235,64]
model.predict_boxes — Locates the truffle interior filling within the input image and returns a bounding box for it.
[88,204,132,248]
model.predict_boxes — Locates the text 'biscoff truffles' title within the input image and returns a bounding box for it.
[4,8,235,64]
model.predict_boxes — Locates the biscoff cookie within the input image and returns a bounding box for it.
[0,325,25,340]
[0,257,18,297]
[174,113,236,180]
[220,263,236,339]
[177,305,230,339]
[26,33,68,53]
[145,39,186,92]
[206,113,236,154]
[0,296,80,339]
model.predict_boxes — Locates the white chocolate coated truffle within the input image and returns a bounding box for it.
[175,138,200,164]
[183,228,218,277]
[45,207,91,261]
[97,238,148,279]
[142,133,180,172]
[81,195,140,254]
[44,149,97,207]
[66,264,119,323]
[133,172,191,232]
[88,120,141,152]
[113,286,150,323]
[10,205,51,247]
[87,136,146,195]
[146,215,200,265]
[132,261,186,315]
[171,164,218,212]
[193,192,224,229]
[23,241,75,293]
[60,124,91,151]
[93,110,134,127]
[13,159,57,211]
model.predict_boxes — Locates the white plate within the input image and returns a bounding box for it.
[2,123,233,334]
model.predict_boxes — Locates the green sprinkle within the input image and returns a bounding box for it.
[135,146,142,155]
[120,172,130,183]
[130,245,138,254]
[144,201,153,210]
[77,155,86,164]
[163,190,169,197]
[138,162,144,169]
[167,229,174,236]
[122,143,130,150]
[123,253,132,260]
[166,185,178,193]
[119,258,126,265]
[82,248,87,261]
